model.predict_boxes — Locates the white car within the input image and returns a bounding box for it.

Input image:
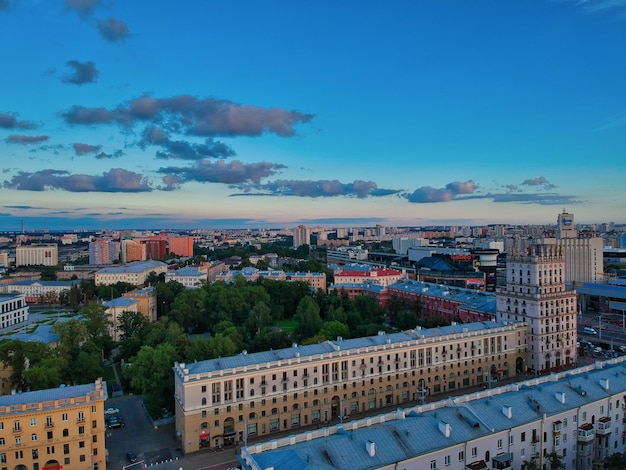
[104,407,119,415]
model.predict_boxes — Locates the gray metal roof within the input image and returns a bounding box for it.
[103,297,137,308]
[180,321,504,377]
[95,260,166,274]
[248,359,626,470]
[0,381,106,408]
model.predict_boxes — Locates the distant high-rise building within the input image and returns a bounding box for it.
[548,211,604,285]
[168,236,194,257]
[293,225,310,249]
[89,239,111,265]
[121,239,146,263]
[496,244,577,372]
[144,238,167,260]
[376,224,386,237]
[556,210,577,239]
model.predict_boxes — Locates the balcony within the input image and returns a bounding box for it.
[597,417,612,435]
[12,427,21,434]
[578,424,595,442]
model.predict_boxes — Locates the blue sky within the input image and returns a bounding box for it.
[1,0,625,231]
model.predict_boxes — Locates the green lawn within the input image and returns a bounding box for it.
[276,320,297,332]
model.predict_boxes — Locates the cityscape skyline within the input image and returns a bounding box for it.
[1,1,625,231]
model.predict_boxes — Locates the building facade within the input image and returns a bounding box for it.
[165,266,208,288]
[0,293,29,330]
[94,261,167,286]
[168,236,194,257]
[103,297,138,342]
[88,240,118,265]
[334,266,404,287]
[241,358,626,470]
[0,280,81,304]
[215,268,327,293]
[173,321,527,454]
[496,244,578,373]
[0,379,107,470]
[292,225,310,249]
[16,245,58,267]
[123,286,158,323]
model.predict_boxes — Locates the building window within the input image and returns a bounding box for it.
[430,460,437,470]
[15,437,21,445]
[30,418,37,426]
[80,455,86,462]
[47,431,53,440]
[444,455,451,466]
[63,444,70,455]
[79,441,85,448]
[471,447,477,458]
[62,413,68,422]
[78,426,85,435]
[0,454,5,464]
[31,434,37,442]
[458,450,464,461]
[0,438,4,446]
[32,449,38,459]
[497,439,503,449]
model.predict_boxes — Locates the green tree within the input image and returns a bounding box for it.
[520,460,539,470]
[246,302,272,338]
[169,288,209,333]
[117,311,149,361]
[396,310,418,331]
[124,343,178,417]
[0,340,51,392]
[319,321,350,341]
[80,303,113,354]
[603,451,626,469]
[294,296,323,340]
[545,451,564,469]
[40,266,58,281]
[23,356,63,390]
[183,335,237,363]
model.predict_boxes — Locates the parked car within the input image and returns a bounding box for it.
[108,420,125,429]
[104,407,119,415]
[593,347,603,354]
[127,452,137,463]
[619,346,626,353]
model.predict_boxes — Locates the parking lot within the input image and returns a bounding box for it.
[105,395,182,469]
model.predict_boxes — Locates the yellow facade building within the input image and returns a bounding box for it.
[174,321,527,454]
[0,379,107,470]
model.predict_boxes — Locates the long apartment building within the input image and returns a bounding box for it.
[94,260,167,286]
[174,321,527,454]
[16,245,58,267]
[242,357,626,470]
[215,267,327,293]
[0,378,107,470]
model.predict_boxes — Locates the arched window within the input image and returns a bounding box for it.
[62,429,69,437]
[200,422,208,429]
[201,397,207,406]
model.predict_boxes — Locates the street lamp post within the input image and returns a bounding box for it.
[599,314,603,340]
